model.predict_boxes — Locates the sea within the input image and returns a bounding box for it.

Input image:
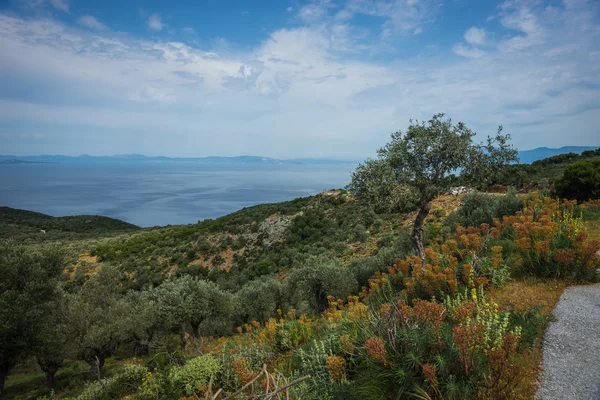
[0,162,357,227]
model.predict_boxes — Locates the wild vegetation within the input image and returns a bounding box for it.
[1,116,599,399]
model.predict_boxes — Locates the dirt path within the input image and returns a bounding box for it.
[536,283,600,400]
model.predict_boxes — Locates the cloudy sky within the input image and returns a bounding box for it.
[0,0,599,158]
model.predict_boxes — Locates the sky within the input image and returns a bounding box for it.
[0,0,599,159]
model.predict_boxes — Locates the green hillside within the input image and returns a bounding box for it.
[1,133,599,400]
[0,207,139,241]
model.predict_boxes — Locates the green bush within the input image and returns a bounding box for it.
[555,159,600,201]
[73,364,147,400]
[237,277,282,323]
[169,355,222,396]
[445,191,523,229]
[285,256,357,314]
[349,240,412,288]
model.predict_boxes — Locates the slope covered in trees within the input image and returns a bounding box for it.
[1,119,599,399]
[0,207,139,242]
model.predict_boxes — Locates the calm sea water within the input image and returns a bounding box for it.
[0,162,357,227]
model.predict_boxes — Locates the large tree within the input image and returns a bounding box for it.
[285,255,357,314]
[36,290,69,389]
[0,243,63,396]
[65,265,129,381]
[155,276,238,338]
[348,114,517,264]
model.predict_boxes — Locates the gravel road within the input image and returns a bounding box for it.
[536,283,600,400]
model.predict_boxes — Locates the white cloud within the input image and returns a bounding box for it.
[413,27,422,35]
[464,27,486,45]
[77,15,108,31]
[49,0,68,12]
[297,1,333,23]
[346,0,443,37]
[147,13,164,31]
[452,43,486,58]
[0,1,599,158]
[130,84,176,103]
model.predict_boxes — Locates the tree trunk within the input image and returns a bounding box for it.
[87,354,105,381]
[191,321,200,338]
[44,369,57,388]
[0,371,6,398]
[38,361,62,389]
[0,363,9,398]
[411,191,431,269]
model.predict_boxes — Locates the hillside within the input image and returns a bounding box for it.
[0,207,139,241]
[2,149,600,400]
[517,146,599,164]
[489,148,600,189]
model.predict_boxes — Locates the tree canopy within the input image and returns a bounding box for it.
[0,243,63,396]
[348,113,517,262]
[555,159,600,202]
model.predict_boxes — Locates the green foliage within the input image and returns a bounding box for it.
[486,149,600,190]
[444,190,523,229]
[349,235,413,288]
[169,355,222,396]
[555,159,600,201]
[36,294,70,388]
[294,337,343,398]
[345,159,418,213]
[285,256,357,314]
[348,114,517,260]
[509,306,547,351]
[72,364,147,400]
[154,276,238,337]
[0,242,64,395]
[237,277,282,323]
[0,206,138,242]
[64,265,130,379]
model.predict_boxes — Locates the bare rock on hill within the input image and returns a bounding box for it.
[259,212,303,246]
[444,186,474,196]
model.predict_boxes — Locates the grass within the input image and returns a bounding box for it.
[488,279,567,399]
[4,357,132,399]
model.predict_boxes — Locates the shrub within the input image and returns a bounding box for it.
[555,159,600,201]
[445,191,523,229]
[345,288,527,400]
[285,256,357,314]
[75,364,147,400]
[169,354,222,396]
[492,194,600,279]
[237,277,282,323]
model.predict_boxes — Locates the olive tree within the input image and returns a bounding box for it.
[155,276,238,338]
[0,242,63,396]
[36,291,69,388]
[237,277,282,323]
[65,265,129,380]
[348,114,517,264]
[285,255,357,314]
[121,289,161,355]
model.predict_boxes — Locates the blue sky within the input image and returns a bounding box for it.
[0,0,599,158]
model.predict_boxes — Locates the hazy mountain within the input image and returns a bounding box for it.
[518,146,599,164]
[0,154,358,165]
[2,147,599,166]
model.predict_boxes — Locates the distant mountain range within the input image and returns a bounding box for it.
[0,154,357,165]
[517,146,599,164]
[0,159,49,165]
[0,146,598,165]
